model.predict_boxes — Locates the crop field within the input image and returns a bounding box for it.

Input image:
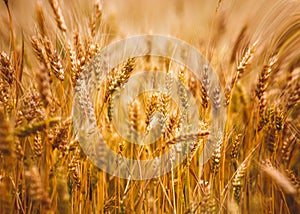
[0,0,299,213]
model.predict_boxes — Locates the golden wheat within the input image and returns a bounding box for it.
[0,0,299,213]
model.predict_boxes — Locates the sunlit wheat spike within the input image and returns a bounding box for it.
[48,0,67,32]
[43,38,65,81]
[275,108,284,131]
[232,162,247,203]
[0,110,14,167]
[104,58,135,104]
[256,56,277,100]
[178,66,189,111]
[164,110,180,142]
[67,40,81,86]
[281,133,296,163]
[107,92,114,122]
[73,30,85,60]
[145,93,159,130]
[200,66,209,109]
[212,86,221,112]
[158,93,169,117]
[36,65,52,107]
[211,145,221,175]
[0,52,14,85]
[235,42,257,80]
[90,0,103,37]
[0,53,14,113]
[20,90,45,123]
[264,125,277,154]
[85,39,101,61]
[230,134,242,161]
[68,148,81,188]
[67,30,88,86]
[33,132,43,157]
[257,57,277,131]
[31,36,48,65]
[226,41,257,104]
[261,160,297,195]
[0,79,10,110]
[264,106,274,125]
[285,169,300,193]
[73,29,86,72]
[35,1,46,37]
[52,118,71,151]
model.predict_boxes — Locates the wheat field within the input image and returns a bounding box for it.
[0,0,300,213]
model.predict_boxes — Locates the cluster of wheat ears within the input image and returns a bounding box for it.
[0,0,299,213]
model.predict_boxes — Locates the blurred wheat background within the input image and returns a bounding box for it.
[0,0,300,213]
